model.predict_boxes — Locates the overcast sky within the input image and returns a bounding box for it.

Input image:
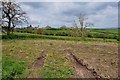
[19,2,118,29]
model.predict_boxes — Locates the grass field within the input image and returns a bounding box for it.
[2,39,118,78]
[35,28,118,34]
[2,28,119,79]
[43,28,119,36]
[15,28,119,40]
[87,29,118,34]
[2,32,118,42]
[1,0,119,79]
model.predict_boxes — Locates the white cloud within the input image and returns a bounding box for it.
[17,0,119,2]
[88,5,118,28]
[19,2,118,28]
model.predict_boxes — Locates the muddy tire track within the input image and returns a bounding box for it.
[28,50,47,78]
[28,49,102,78]
[64,50,102,78]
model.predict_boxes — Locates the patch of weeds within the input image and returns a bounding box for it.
[2,56,26,79]
[41,52,74,78]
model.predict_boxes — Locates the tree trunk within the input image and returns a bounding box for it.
[7,30,10,35]
[7,20,11,35]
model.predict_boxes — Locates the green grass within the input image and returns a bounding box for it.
[41,52,74,78]
[2,39,118,78]
[15,28,119,40]
[46,28,118,34]
[2,56,26,79]
[2,40,75,78]
[87,29,118,34]
[1,29,119,78]
[2,32,118,42]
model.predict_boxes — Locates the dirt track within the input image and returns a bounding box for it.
[28,50,102,78]
[3,40,118,78]
[28,50,47,78]
[64,50,102,78]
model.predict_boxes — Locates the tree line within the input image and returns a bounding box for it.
[1,0,94,38]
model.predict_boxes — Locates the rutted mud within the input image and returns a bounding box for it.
[28,50,47,78]
[64,50,102,78]
[31,50,47,68]
[28,50,102,78]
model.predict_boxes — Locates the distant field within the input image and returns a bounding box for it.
[46,28,118,34]
[2,39,118,78]
[2,28,119,79]
[13,28,119,40]
[87,29,118,34]
[2,28,119,42]
[2,32,118,42]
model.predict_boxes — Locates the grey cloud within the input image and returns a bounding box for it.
[19,2,118,28]
[19,2,46,9]
[62,2,117,16]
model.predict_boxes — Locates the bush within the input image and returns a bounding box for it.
[2,34,27,39]
[36,28,45,34]
[55,32,69,36]
[96,33,107,38]
[117,35,120,41]
[86,32,93,38]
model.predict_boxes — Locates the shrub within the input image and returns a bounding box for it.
[36,28,45,34]
[86,32,93,38]
[91,33,106,39]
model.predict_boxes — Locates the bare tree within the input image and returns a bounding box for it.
[1,0,28,35]
[74,13,93,37]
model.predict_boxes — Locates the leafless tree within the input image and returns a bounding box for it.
[73,13,93,37]
[1,0,28,35]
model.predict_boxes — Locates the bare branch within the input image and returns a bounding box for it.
[1,0,28,35]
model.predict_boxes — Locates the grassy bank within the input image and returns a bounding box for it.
[1,33,118,42]
[15,28,119,40]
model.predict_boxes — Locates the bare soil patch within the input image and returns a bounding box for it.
[64,50,102,78]
[3,40,118,78]
[28,50,47,78]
